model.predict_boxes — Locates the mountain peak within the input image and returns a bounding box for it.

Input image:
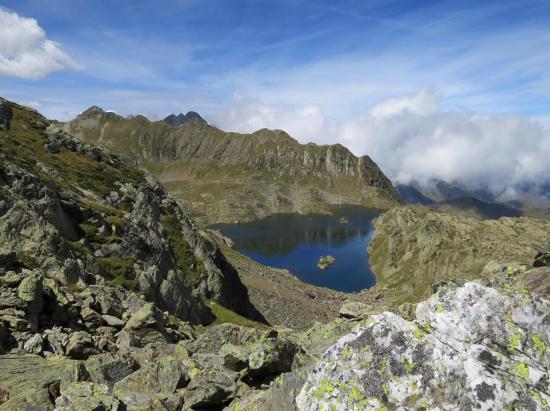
[163,111,207,127]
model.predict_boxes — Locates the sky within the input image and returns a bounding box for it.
[1,0,550,198]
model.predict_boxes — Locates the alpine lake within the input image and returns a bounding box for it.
[214,205,379,292]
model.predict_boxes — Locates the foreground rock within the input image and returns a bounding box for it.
[296,282,550,410]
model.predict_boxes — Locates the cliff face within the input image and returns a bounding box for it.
[367,205,550,304]
[65,107,401,223]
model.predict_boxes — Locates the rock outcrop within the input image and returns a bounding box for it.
[65,108,401,223]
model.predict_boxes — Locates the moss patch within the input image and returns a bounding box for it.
[161,214,206,283]
[97,257,138,289]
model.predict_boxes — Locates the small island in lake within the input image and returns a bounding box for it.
[318,255,336,270]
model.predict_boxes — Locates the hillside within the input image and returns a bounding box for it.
[367,205,550,304]
[64,107,401,223]
[0,99,264,327]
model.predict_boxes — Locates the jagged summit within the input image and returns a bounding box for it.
[163,111,207,127]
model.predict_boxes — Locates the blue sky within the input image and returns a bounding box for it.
[1,0,550,121]
[2,0,550,196]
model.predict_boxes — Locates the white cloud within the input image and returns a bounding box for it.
[0,8,81,79]
[214,90,550,201]
[213,93,328,143]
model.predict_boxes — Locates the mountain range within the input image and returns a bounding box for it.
[64,106,402,224]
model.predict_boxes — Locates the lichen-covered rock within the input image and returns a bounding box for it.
[184,365,238,408]
[123,302,162,331]
[188,323,270,354]
[23,333,44,354]
[112,355,187,408]
[83,352,138,388]
[221,338,301,377]
[55,381,121,411]
[296,282,550,410]
[65,331,96,359]
[0,354,77,409]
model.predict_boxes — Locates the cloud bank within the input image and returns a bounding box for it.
[214,89,550,201]
[0,8,80,79]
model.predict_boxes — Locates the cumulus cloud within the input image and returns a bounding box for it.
[0,8,81,79]
[214,90,550,202]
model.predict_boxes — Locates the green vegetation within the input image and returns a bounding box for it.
[97,257,138,290]
[161,214,206,283]
[0,104,143,203]
[207,301,270,330]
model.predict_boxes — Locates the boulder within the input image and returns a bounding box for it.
[55,381,121,411]
[44,327,69,355]
[65,331,96,359]
[221,338,300,378]
[23,333,43,354]
[188,323,270,354]
[102,314,125,328]
[18,273,43,304]
[84,352,138,388]
[112,355,187,408]
[296,282,550,410]
[184,366,238,409]
[124,302,161,331]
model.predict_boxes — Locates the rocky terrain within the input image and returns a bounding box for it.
[367,205,550,305]
[1,99,549,410]
[64,106,401,224]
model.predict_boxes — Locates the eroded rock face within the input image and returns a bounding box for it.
[296,282,550,410]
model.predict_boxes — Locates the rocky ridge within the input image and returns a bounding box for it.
[163,112,208,127]
[65,107,401,223]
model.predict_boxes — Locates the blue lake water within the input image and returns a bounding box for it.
[214,206,379,292]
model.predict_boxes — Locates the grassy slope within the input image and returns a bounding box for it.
[367,205,550,305]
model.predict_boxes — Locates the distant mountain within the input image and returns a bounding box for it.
[395,184,434,205]
[65,108,402,223]
[429,196,522,219]
[398,179,550,220]
[163,111,207,127]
